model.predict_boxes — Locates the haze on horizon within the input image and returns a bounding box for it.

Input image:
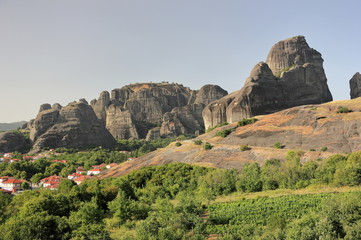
[0,0,360,123]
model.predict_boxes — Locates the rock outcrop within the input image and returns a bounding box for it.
[0,131,31,153]
[203,36,333,129]
[39,103,52,112]
[30,101,116,152]
[349,72,361,99]
[90,83,228,139]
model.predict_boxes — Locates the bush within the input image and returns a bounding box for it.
[274,142,283,149]
[240,145,251,151]
[203,142,213,150]
[215,129,233,138]
[193,140,202,145]
[320,146,328,152]
[206,122,229,132]
[238,118,258,127]
[175,142,182,147]
[310,149,316,151]
[337,106,351,113]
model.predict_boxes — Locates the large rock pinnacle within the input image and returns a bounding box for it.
[203,36,333,129]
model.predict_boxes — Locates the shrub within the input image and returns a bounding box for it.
[309,149,316,152]
[215,129,233,138]
[337,106,351,113]
[320,146,328,152]
[193,140,202,145]
[238,118,258,127]
[175,142,182,147]
[206,122,228,132]
[274,142,283,149]
[240,144,251,151]
[203,142,213,150]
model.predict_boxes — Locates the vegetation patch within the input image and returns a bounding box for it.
[203,142,213,150]
[320,146,328,152]
[175,142,182,147]
[238,117,258,127]
[215,128,234,138]
[273,141,284,149]
[274,65,296,78]
[193,140,203,145]
[206,122,228,132]
[337,106,352,113]
[240,144,251,151]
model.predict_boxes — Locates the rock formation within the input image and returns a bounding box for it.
[90,83,228,139]
[0,131,31,153]
[30,101,116,152]
[349,72,361,99]
[39,103,52,112]
[203,36,333,129]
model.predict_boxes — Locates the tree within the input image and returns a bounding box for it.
[237,163,262,192]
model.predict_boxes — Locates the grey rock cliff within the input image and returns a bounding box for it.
[30,102,116,152]
[39,103,52,112]
[91,83,227,139]
[203,36,333,129]
[0,131,31,153]
[350,72,361,99]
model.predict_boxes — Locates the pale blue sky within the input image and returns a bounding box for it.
[0,0,360,122]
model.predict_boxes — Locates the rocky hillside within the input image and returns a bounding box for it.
[90,83,227,139]
[98,98,361,178]
[203,36,333,129]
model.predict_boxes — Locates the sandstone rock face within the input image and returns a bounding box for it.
[30,102,116,152]
[194,85,228,105]
[146,127,161,140]
[0,131,31,153]
[92,91,110,124]
[91,83,227,139]
[349,72,361,99]
[52,103,62,111]
[39,103,52,112]
[160,104,204,137]
[106,106,139,139]
[203,36,333,129]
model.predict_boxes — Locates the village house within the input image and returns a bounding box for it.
[68,172,83,180]
[91,164,106,169]
[4,153,13,158]
[0,176,26,193]
[40,175,63,189]
[76,166,86,174]
[106,163,118,169]
[87,168,102,175]
[73,175,91,185]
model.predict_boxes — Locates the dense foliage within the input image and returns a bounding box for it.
[1,149,361,239]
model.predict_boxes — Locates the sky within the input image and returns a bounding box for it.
[0,0,360,122]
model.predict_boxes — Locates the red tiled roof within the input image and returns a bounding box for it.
[68,173,83,177]
[88,169,101,172]
[2,179,25,184]
[40,175,62,183]
[73,175,91,182]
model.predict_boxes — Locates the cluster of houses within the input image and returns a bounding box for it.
[0,152,119,193]
[0,150,129,194]
[37,163,118,189]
